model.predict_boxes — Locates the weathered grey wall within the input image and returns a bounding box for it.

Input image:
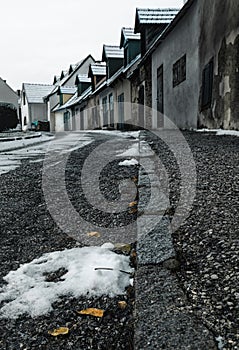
[151,0,200,129]
[130,57,152,129]
[0,78,19,112]
[198,0,239,129]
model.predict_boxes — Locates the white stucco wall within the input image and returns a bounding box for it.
[152,0,200,129]
[20,100,29,130]
[112,78,131,125]
[55,111,65,132]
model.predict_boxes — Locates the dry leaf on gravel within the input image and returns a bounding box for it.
[48,327,69,336]
[118,301,127,309]
[128,201,138,207]
[77,308,104,317]
[87,231,101,238]
[114,243,131,254]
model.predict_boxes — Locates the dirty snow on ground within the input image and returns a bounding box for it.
[0,133,53,152]
[196,128,239,137]
[0,246,132,319]
[117,142,139,157]
[88,130,140,139]
[0,133,94,175]
[119,158,139,166]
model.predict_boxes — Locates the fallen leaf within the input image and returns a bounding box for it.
[48,327,69,337]
[129,208,137,214]
[77,308,104,317]
[87,231,101,238]
[114,243,131,254]
[118,301,127,309]
[132,176,138,183]
[128,201,138,207]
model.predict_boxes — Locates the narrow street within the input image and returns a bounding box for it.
[0,131,138,350]
[0,130,239,349]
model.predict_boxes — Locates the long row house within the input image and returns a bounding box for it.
[20,0,239,132]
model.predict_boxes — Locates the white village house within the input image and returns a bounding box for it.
[0,77,19,116]
[20,83,54,131]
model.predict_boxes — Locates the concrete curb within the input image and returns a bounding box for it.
[0,132,42,142]
[134,131,217,349]
[0,134,54,153]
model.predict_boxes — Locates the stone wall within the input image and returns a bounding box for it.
[198,0,239,129]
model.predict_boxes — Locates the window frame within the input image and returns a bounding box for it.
[173,54,186,87]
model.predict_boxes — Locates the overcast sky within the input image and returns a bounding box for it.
[1,0,183,90]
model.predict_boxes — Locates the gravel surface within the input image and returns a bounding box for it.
[146,130,239,350]
[0,134,137,350]
[1,130,239,349]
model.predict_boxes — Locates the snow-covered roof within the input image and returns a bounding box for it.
[58,86,77,94]
[54,86,92,111]
[55,55,93,87]
[89,62,106,76]
[102,45,124,60]
[120,27,141,48]
[135,8,179,26]
[23,83,54,104]
[75,74,91,84]
[122,28,141,41]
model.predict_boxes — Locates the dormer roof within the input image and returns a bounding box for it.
[102,45,124,61]
[120,27,141,48]
[135,8,179,32]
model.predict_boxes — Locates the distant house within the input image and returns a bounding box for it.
[20,83,54,130]
[0,78,20,130]
[53,29,142,131]
[45,54,95,131]
[0,78,19,113]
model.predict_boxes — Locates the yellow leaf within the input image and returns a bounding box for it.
[118,301,127,309]
[48,327,69,337]
[132,176,138,183]
[128,201,138,208]
[114,243,131,253]
[129,208,137,214]
[87,231,101,238]
[77,308,104,317]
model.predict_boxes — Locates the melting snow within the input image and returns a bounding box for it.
[196,128,239,137]
[119,158,139,166]
[0,246,133,319]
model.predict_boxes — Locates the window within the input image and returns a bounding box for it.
[201,59,214,110]
[118,93,124,130]
[23,91,26,105]
[64,111,70,131]
[92,107,99,128]
[173,54,186,87]
[109,94,114,126]
[24,116,27,125]
[102,96,108,126]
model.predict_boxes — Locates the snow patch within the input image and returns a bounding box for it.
[119,158,139,166]
[0,246,133,319]
[196,129,239,137]
[117,143,139,157]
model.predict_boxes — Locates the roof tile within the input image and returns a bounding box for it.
[23,83,54,103]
